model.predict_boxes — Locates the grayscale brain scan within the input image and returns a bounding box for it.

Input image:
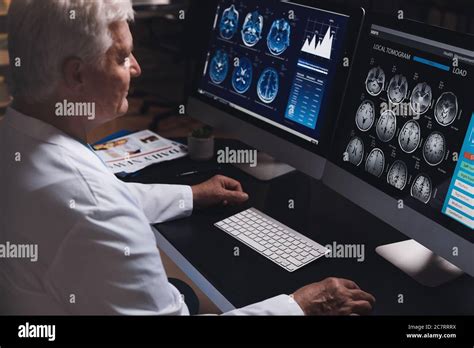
[410,174,432,204]
[355,100,375,132]
[376,109,397,142]
[365,148,385,177]
[398,120,421,153]
[387,160,408,190]
[410,82,432,115]
[434,92,458,127]
[387,74,409,104]
[423,131,446,166]
[365,67,385,96]
[345,136,364,166]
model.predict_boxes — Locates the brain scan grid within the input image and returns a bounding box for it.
[339,23,471,218]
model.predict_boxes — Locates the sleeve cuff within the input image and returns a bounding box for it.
[259,294,305,315]
[222,294,305,315]
[181,185,194,217]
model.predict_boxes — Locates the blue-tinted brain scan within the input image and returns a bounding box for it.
[257,68,279,103]
[232,57,253,94]
[267,19,291,56]
[219,5,239,40]
[241,11,263,47]
[209,50,229,84]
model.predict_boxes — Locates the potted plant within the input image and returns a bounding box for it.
[187,125,215,161]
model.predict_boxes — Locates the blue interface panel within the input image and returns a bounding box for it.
[442,114,474,229]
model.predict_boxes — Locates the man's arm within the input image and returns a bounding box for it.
[124,175,249,224]
[223,278,376,316]
[124,182,194,223]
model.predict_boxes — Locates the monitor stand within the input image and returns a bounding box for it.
[376,239,464,287]
[232,151,295,181]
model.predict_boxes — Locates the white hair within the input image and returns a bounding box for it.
[8,0,134,102]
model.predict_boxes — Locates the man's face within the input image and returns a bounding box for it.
[83,21,141,122]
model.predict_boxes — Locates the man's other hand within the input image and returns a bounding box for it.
[192,175,249,209]
[293,277,376,316]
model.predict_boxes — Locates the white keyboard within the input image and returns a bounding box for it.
[214,208,329,272]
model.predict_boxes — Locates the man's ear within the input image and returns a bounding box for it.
[62,57,85,92]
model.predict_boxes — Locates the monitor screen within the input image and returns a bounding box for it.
[197,0,351,149]
[333,20,474,237]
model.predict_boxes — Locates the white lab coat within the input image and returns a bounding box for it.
[0,108,303,315]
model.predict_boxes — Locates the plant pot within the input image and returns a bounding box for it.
[187,135,215,161]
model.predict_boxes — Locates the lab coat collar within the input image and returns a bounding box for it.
[4,107,93,154]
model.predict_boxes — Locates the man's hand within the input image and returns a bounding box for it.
[191,175,249,209]
[293,277,376,316]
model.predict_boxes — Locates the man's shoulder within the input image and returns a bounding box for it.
[1,120,120,208]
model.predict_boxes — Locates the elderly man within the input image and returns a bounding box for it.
[0,0,375,315]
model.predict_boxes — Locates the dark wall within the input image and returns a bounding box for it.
[328,0,474,34]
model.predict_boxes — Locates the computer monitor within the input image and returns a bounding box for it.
[325,14,474,285]
[188,0,365,180]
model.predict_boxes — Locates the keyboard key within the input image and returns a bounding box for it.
[288,256,302,267]
[301,255,315,264]
[239,235,266,252]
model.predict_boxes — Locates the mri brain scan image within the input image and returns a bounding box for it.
[387,75,409,104]
[434,92,458,126]
[345,136,364,166]
[423,131,446,166]
[411,174,432,204]
[232,57,253,94]
[209,50,229,84]
[365,67,385,96]
[219,5,239,40]
[267,19,291,56]
[410,82,432,115]
[387,160,408,190]
[376,110,397,143]
[355,100,375,132]
[365,148,385,178]
[398,120,421,154]
[241,11,263,47]
[257,67,279,103]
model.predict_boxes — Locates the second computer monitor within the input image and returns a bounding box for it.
[326,15,474,277]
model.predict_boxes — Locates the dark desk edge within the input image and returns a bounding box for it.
[152,225,236,313]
